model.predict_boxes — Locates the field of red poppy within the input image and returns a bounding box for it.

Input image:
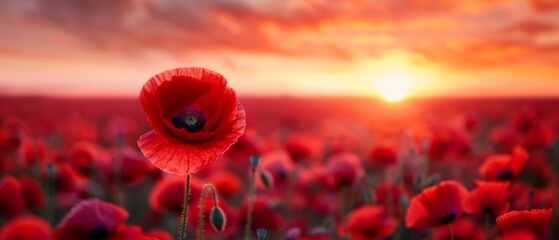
[0,95,558,240]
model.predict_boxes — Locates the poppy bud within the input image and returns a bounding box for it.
[209,206,226,232]
[256,227,267,240]
[285,227,302,240]
[259,170,274,189]
[250,155,260,169]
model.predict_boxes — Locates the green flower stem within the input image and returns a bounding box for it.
[180,174,191,240]
[548,176,559,240]
[198,184,218,239]
[485,212,491,240]
[448,223,454,240]
[244,166,256,240]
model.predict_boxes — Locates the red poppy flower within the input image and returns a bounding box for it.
[525,152,552,188]
[259,150,295,189]
[53,199,153,240]
[433,217,484,240]
[0,215,51,240]
[208,170,243,199]
[496,209,554,239]
[508,182,531,210]
[224,129,263,164]
[369,145,398,166]
[374,183,402,216]
[239,197,283,232]
[0,118,29,151]
[68,141,106,177]
[462,181,510,217]
[497,230,537,240]
[20,175,45,210]
[105,146,151,185]
[137,67,246,176]
[322,153,364,190]
[0,175,25,219]
[478,147,528,181]
[346,205,398,240]
[44,163,85,193]
[285,138,313,163]
[489,126,519,152]
[148,176,203,213]
[512,107,537,133]
[522,123,554,150]
[145,229,172,240]
[405,180,468,228]
[427,129,471,161]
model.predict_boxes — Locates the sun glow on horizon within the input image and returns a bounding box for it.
[374,69,414,102]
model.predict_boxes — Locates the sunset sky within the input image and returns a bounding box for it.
[1,0,559,98]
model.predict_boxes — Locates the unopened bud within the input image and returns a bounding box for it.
[210,206,226,232]
[250,155,260,169]
[256,227,267,240]
[259,170,274,189]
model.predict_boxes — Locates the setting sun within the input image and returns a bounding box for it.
[374,69,414,102]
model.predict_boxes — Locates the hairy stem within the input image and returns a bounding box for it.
[180,175,191,240]
[198,184,219,239]
[244,167,256,240]
[448,223,454,240]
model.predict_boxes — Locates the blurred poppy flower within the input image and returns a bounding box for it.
[433,217,484,240]
[20,175,45,210]
[508,182,531,211]
[259,150,295,189]
[489,126,519,153]
[496,230,537,240]
[462,181,510,217]
[239,197,283,233]
[346,205,398,240]
[53,199,152,240]
[524,152,552,188]
[0,175,25,219]
[406,180,468,228]
[43,163,85,194]
[512,107,537,133]
[522,123,554,150]
[0,215,50,240]
[137,67,246,176]
[145,229,172,240]
[434,217,485,240]
[496,209,554,239]
[105,146,151,185]
[285,138,313,164]
[479,147,528,181]
[19,139,36,167]
[322,153,364,190]
[532,189,554,209]
[369,145,398,166]
[0,118,29,151]
[427,129,471,161]
[148,176,203,213]
[103,116,140,145]
[224,129,263,165]
[209,170,243,199]
[68,141,106,177]
[374,183,402,217]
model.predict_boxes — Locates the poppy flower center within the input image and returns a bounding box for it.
[439,214,456,224]
[171,105,207,133]
[90,226,110,239]
[497,170,514,181]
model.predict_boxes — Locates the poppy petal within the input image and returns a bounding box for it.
[138,101,245,176]
[57,199,128,233]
